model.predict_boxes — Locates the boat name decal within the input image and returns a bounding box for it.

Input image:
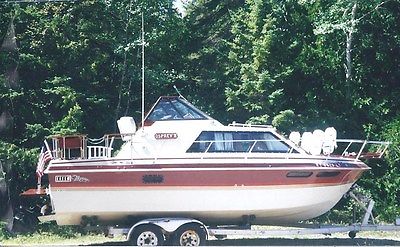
[55,175,90,183]
[71,175,90,183]
[142,174,164,184]
[315,161,350,168]
[55,175,72,183]
[154,133,178,140]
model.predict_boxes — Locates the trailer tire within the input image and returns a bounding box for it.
[172,223,207,246]
[348,231,357,239]
[130,224,165,246]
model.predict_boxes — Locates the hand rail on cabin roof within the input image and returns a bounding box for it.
[228,122,273,128]
[190,138,390,160]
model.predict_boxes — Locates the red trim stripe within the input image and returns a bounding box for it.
[49,169,364,188]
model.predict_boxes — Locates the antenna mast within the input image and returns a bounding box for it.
[141,12,145,130]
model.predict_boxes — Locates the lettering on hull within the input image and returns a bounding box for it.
[154,133,178,140]
[55,175,90,183]
[55,175,72,183]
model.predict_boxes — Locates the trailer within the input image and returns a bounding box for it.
[104,190,400,246]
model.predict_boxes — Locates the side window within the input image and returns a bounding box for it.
[187,132,234,152]
[211,132,234,152]
[187,131,292,153]
[187,132,213,152]
[251,133,291,153]
[232,132,253,152]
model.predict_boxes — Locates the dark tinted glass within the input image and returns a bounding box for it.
[187,131,293,153]
[147,98,207,121]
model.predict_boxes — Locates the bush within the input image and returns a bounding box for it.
[0,141,38,204]
[0,221,11,240]
[36,222,84,238]
[375,117,400,220]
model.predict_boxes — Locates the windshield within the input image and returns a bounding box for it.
[147,97,209,121]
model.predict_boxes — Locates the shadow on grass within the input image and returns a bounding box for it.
[85,237,400,246]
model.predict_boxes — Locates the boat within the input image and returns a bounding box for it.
[25,96,389,226]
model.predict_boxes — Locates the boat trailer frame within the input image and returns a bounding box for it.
[107,189,400,244]
[207,191,400,239]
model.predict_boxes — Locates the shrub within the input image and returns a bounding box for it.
[0,221,11,240]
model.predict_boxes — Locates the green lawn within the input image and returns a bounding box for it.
[1,232,125,245]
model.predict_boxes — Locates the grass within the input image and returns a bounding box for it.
[0,222,126,246]
[1,223,399,246]
[1,232,123,245]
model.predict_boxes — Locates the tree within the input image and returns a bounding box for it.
[0,0,188,227]
[0,0,187,140]
[225,0,315,129]
[314,0,392,100]
[183,0,244,121]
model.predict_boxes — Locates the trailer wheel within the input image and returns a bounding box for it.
[130,224,165,246]
[348,231,357,239]
[172,224,206,246]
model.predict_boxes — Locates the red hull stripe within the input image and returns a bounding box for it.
[48,161,364,171]
[48,169,364,188]
[49,157,363,165]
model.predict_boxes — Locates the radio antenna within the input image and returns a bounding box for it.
[173,85,186,100]
[141,12,145,131]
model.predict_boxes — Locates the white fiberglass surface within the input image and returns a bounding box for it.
[50,183,352,225]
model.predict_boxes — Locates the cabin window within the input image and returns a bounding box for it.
[286,171,313,178]
[147,98,207,121]
[187,131,294,153]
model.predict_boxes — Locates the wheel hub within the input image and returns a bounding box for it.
[180,230,200,246]
[137,231,158,246]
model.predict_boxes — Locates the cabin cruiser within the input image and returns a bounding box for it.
[29,96,388,226]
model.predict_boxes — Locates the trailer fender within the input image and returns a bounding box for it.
[127,218,208,240]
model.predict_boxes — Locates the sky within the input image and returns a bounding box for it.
[173,0,188,15]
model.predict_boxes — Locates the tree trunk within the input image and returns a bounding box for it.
[344,2,358,100]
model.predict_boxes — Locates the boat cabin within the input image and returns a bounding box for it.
[114,96,300,158]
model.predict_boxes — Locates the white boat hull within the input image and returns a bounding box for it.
[50,183,353,225]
